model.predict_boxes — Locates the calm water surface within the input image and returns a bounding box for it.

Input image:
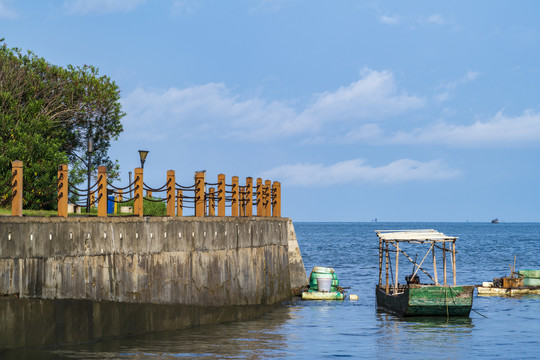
[7,222,540,359]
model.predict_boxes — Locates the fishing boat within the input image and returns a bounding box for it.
[301,266,345,300]
[477,259,540,296]
[491,218,500,224]
[375,229,474,317]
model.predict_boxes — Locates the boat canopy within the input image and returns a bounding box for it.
[376,229,457,242]
[376,229,459,293]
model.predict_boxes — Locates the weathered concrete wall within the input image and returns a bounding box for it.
[287,219,308,291]
[0,216,294,349]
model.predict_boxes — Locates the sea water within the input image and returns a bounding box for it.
[5,222,540,359]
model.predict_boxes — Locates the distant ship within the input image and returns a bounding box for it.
[491,218,500,224]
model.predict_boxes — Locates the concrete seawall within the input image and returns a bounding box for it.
[0,217,306,349]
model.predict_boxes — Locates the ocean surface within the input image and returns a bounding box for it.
[6,222,540,359]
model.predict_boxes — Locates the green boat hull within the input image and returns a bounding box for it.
[376,284,474,317]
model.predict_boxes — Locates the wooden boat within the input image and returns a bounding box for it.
[478,266,540,296]
[375,229,474,317]
[491,218,500,224]
[301,266,345,300]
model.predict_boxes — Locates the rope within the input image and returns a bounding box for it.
[143,196,167,203]
[175,183,196,189]
[107,181,135,191]
[143,181,168,192]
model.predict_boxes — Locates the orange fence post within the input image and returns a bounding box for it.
[256,178,262,216]
[231,176,239,217]
[195,171,205,217]
[245,177,253,217]
[217,174,225,216]
[57,164,68,218]
[263,180,271,217]
[239,186,245,216]
[177,189,183,216]
[118,189,123,202]
[208,187,216,216]
[97,166,107,217]
[147,190,152,198]
[272,181,281,217]
[167,170,175,217]
[134,167,143,217]
[11,160,23,216]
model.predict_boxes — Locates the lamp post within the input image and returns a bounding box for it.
[86,136,94,213]
[138,150,149,169]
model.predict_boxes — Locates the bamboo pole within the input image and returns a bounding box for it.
[389,241,436,283]
[385,242,390,294]
[432,241,439,285]
[443,242,447,286]
[452,240,457,285]
[378,237,383,286]
[394,241,399,295]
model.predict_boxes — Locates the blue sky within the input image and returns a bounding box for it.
[2,0,539,222]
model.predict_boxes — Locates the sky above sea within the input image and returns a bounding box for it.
[2,0,539,222]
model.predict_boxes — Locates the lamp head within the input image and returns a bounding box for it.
[138,150,149,169]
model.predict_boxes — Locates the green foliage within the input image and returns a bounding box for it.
[0,41,125,209]
[121,198,167,216]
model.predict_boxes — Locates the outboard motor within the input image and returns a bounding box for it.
[405,274,420,284]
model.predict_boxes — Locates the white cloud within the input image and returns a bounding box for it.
[435,70,480,102]
[260,158,460,186]
[121,69,424,142]
[0,0,18,19]
[390,110,540,146]
[419,14,448,25]
[380,15,400,25]
[63,0,146,14]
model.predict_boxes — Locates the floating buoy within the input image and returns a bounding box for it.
[349,294,358,301]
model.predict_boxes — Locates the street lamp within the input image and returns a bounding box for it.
[138,150,149,169]
[86,137,94,213]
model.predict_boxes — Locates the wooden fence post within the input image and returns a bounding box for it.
[57,164,68,218]
[263,180,271,217]
[256,178,262,216]
[147,190,152,198]
[217,174,225,216]
[272,181,281,217]
[11,160,23,216]
[195,171,205,217]
[98,166,107,217]
[177,189,183,216]
[231,176,239,217]
[239,186,245,216]
[167,170,175,217]
[208,187,216,216]
[245,177,253,217]
[134,167,143,217]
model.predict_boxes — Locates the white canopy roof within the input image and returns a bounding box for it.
[375,229,457,242]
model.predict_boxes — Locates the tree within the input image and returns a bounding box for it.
[0,42,125,209]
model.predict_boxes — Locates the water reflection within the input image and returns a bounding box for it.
[5,306,297,360]
[375,313,474,359]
